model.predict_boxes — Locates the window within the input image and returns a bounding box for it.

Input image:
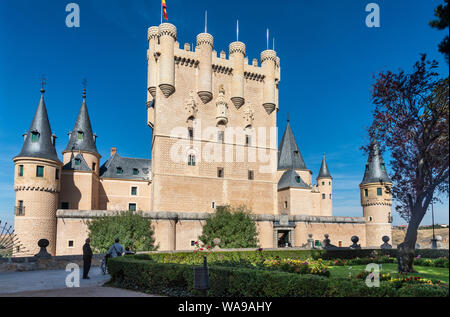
[377,187,382,196]
[68,240,74,248]
[61,202,69,209]
[245,134,251,146]
[248,170,254,180]
[133,168,139,175]
[322,193,325,199]
[381,163,386,171]
[117,167,123,175]
[31,132,39,143]
[36,166,44,177]
[295,176,301,183]
[55,169,59,180]
[218,131,224,143]
[329,182,331,186]
[129,203,137,211]
[188,127,194,140]
[77,131,84,141]
[364,189,368,197]
[17,200,24,216]
[284,201,288,208]
[188,154,196,166]
[365,164,369,172]
[368,216,373,222]
[211,201,215,209]
[131,186,137,196]
[18,165,24,177]
[74,158,81,166]
[322,181,325,186]
[191,240,196,246]
[217,167,224,178]
[338,241,342,247]
[92,162,96,171]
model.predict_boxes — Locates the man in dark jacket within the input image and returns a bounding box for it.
[82,238,93,279]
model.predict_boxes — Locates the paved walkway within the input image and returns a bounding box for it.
[0,267,158,297]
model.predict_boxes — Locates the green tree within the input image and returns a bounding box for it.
[429,0,449,63]
[199,205,259,249]
[87,211,157,253]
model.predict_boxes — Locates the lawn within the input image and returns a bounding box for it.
[328,263,449,283]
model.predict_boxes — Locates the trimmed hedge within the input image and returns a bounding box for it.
[133,248,449,266]
[107,256,449,297]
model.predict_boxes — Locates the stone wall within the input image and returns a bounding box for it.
[0,254,103,272]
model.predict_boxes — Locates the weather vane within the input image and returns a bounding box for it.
[40,74,47,92]
[82,78,87,98]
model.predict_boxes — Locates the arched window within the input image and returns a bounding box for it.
[244,125,253,146]
[188,154,196,166]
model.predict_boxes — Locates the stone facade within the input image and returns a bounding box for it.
[12,22,393,256]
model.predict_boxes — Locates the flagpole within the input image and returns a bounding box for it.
[266,28,269,50]
[205,10,207,33]
[237,20,239,42]
[160,0,163,24]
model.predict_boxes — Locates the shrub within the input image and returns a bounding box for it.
[87,211,156,253]
[199,205,259,248]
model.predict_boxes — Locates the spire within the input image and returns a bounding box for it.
[64,89,99,155]
[15,88,59,162]
[361,140,391,185]
[317,154,332,179]
[278,121,307,170]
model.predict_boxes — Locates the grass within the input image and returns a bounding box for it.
[328,263,449,283]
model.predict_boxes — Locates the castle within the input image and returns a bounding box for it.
[12,23,393,256]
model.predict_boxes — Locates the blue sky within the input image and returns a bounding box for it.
[0,0,448,227]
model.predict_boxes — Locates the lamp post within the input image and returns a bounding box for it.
[431,197,437,249]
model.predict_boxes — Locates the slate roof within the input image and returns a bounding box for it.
[62,153,91,171]
[278,169,311,190]
[278,122,307,170]
[361,141,392,185]
[100,153,151,180]
[15,90,60,162]
[317,154,332,179]
[64,97,99,155]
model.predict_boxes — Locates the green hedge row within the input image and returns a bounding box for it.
[133,248,449,266]
[107,257,449,297]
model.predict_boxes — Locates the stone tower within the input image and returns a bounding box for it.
[360,141,393,247]
[146,22,280,218]
[317,154,332,216]
[13,88,62,255]
[60,89,101,211]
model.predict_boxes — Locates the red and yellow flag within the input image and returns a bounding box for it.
[162,0,168,21]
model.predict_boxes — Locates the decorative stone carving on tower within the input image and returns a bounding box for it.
[261,49,277,114]
[158,23,177,98]
[196,32,214,104]
[185,90,198,120]
[229,41,246,109]
[215,85,228,126]
[243,104,255,126]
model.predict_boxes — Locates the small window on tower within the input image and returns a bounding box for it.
[295,176,301,183]
[117,167,123,175]
[18,165,24,177]
[133,168,139,175]
[77,131,84,141]
[217,167,224,178]
[129,203,137,211]
[36,166,44,177]
[92,162,96,171]
[55,169,59,180]
[365,165,369,172]
[364,189,368,197]
[68,240,74,248]
[131,186,137,196]
[284,201,288,208]
[322,193,325,199]
[381,163,386,171]
[218,131,224,143]
[61,202,69,209]
[322,181,325,186]
[74,158,81,166]
[248,170,254,180]
[245,135,251,146]
[188,154,196,166]
[188,128,194,140]
[377,188,382,196]
[31,132,39,143]
[211,201,215,209]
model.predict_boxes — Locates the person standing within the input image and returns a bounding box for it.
[82,238,93,279]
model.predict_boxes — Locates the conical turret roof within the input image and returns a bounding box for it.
[317,154,332,179]
[64,95,99,155]
[278,122,307,170]
[361,140,391,185]
[278,169,311,190]
[15,89,59,162]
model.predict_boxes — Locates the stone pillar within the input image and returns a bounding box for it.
[229,41,246,109]
[196,33,214,104]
